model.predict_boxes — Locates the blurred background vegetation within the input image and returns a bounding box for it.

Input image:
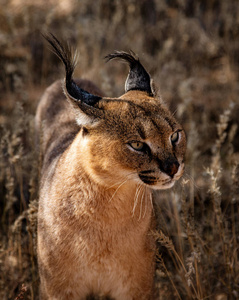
[0,0,238,299]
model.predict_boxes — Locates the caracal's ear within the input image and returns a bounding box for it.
[43,33,104,124]
[105,51,154,96]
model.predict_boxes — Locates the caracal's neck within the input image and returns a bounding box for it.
[56,135,154,226]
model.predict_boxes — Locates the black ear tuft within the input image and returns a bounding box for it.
[105,51,153,96]
[42,33,101,106]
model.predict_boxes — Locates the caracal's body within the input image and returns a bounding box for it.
[36,35,186,300]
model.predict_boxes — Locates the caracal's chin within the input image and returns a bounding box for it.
[151,179,176,190]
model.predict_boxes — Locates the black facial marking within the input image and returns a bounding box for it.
[164,116,177,130]
[136,125,146,140]
[82,126,89,137]
[139,170,155,174]
[138,174,157,185]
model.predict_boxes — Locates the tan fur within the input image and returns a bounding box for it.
[36,42,186,300]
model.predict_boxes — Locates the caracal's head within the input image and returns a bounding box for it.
[45,34,186,190]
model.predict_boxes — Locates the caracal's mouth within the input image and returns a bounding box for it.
[138,164,184,190]
[139,176,175,190]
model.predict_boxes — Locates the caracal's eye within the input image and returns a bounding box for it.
[171,131,180,144]
[129,141,145,151]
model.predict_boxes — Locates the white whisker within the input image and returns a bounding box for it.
[149,191,155,216]
[138,186,145,221]
[106,171,138,190]
[108,178,129,202]
[142,186,148,219]
[132,184,143,216]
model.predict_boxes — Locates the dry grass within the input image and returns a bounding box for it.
[0,0,238,299]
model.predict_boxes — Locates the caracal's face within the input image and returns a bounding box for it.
[81,91,186,190]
